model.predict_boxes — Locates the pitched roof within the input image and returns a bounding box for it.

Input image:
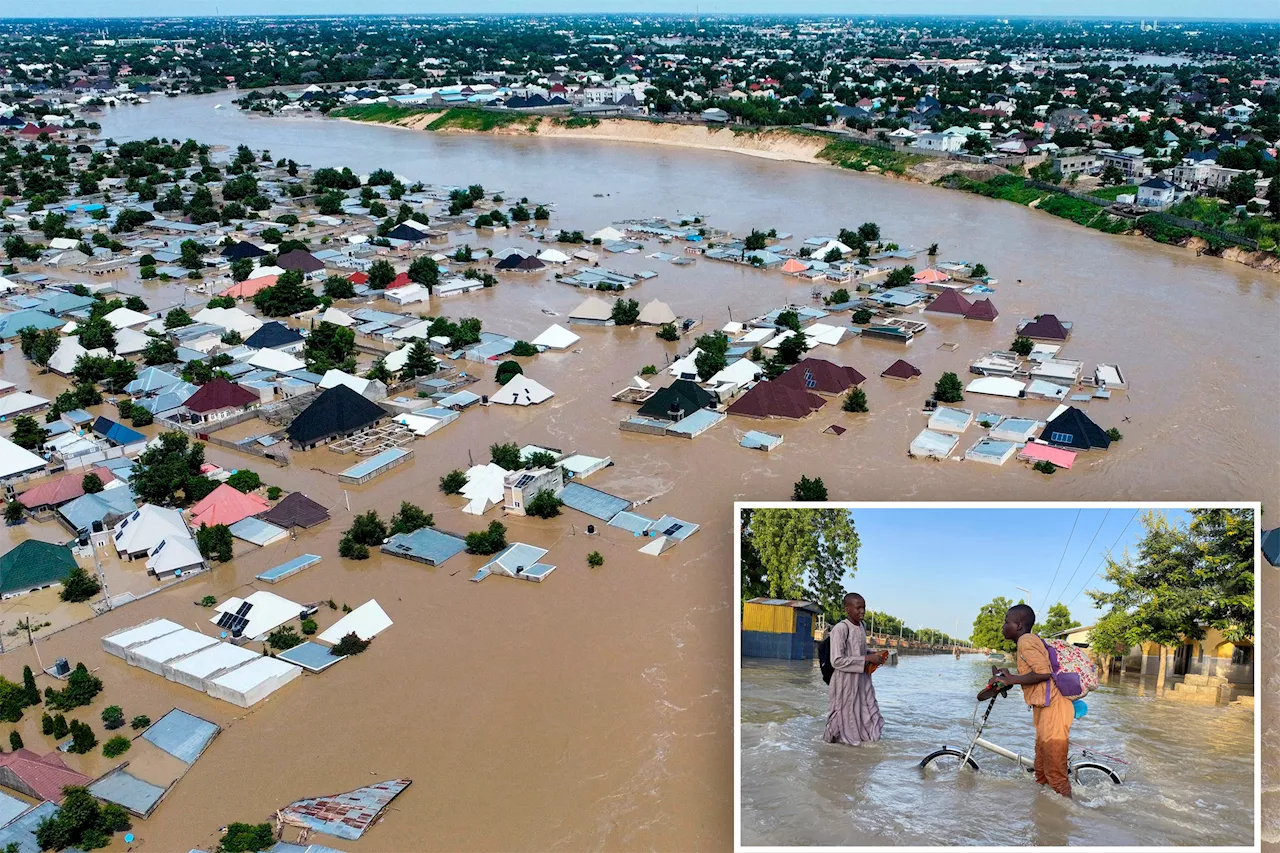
[182,377,260,413]
[966,298,1000,321]
[727,380,826,419]
[189,483,271,529]
[385,223,427,242]
[259,491,331,529]
[774,358,865,394]
[18,466,116,509]
[220,240,268,259]
[636,379,715,419]
[243,321,304,350]
[495,253,546,271]
[218,274,277,299]
[569,296,613,320]
[276,249,324,273]
[0,540,78,596]
[1019,313,1071,341]
[1040,406,1111,450]
[924,288,973,316]
[881,359,922,380]
[287,384,388,445]
[0,749,90,802]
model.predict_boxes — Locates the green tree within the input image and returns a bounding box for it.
[303,321,356,373]
[131,714,151,730]
[3,500,23,526]
[971,596,1018,652]
[971,263,988,278]
[8,730,21,751]
[22,666,39,707]
[164,307,193,329]
[52,714,69,739]
[1034,603,1081,638]
[842,387,868,413]
[230,257,254,282]
[218,823,275,853]
[1010,335,1034,357]
[346,510,388,546]
[76,315,116,352]
[226,470,261,493]
[524,489,563,519]
[656,323,680,342]
[195,523,234,563]
[100,705,124,730]
[102,735,131,758]
[495,360,523,385]
[367,259,396,289]
[407,255,439,293]
[776,333,806,365]
[693,332,729,381]
[103,358,137,394]
[267,624,303,651]
[610,298,640,326]
[587,551,604,568]
[10,415,48,450]
[934,372,964,403]
[389,502,433,535]
[792,476,828,501]
[1099,162,1125,186]
[489,442,522,470]
[510,340,538,357]
[253,269,320,317]
[465,520,507,555]
[400,339,437,380]
[34,785,130,851]
[18,326,61,367]
[142,337,177,365]
[0,679,24,724]
[1223,172,1256,207]
[323,275,356,299]
[59,566,102,603]
[129,431,207,506]
[746,508,859,625]
[331,632,372,656]
[67,719,97,754]
[81,473,104,494]
[857,222,880,242]
[440,469,468,494]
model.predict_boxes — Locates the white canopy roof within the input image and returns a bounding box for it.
[491,374,554,406]
[319,307,355,327]
[318,600,392,644]
[0,392,49,419]
[0,434,46,479]
[113,504,189,555]
[145,535,204,576]
[104,306,153,329]
[569,295,613,321]
[637,299,677,325]
[530,323,580,350]
[461,462,507,515]
[589,226,625,242]
[966,376,1027,398]
[667,348,702,378]
[212,590,304,641]
[537,249,571,264]
[384,343,412,373]
[737,327,773,345]
[803,323,847,347]
[114,326,150,356]
[708,359,762,386]
[248,347,306,373]
[193,306,262,337]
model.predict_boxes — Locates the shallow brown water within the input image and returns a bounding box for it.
[0,94,1272,851]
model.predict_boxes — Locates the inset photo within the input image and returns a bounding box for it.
[736,503,1259,851]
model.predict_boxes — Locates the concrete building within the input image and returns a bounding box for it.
[504,466,565,515]
[1052,148,1097,179]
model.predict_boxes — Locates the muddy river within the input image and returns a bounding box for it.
[0,93,1271,851]
[741,655,1254,847]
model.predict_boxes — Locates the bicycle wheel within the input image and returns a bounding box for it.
[919,748,979,772]
[1072,761,1122,785]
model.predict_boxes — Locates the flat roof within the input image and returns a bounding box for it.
[133,629,218,664]
[209,655,299,691]
[88,769,167,816]
[339,448,410,480]
[380,526,467,565]
[0,790,28,828]
[228,516,288,546]
[168,643,260,681]
[141,708,220,764]
[608,511,655,535]
[278,641,346,673]
[103,617,184,650]
[665,409,724,436]
[560,482,632,521]
[257,554,323,583]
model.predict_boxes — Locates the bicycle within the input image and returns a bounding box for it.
[918,671,1127,786]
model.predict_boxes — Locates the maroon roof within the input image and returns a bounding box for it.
[823,424,847,435]
[965,298,999,322]
[924,288,972,316]
[1019,313,1070,340]
[183,377,260,413]
[259,491,331,528]
[276,249,324,273]
[881,359,922,380]
[774,358,865,395]
[0,749,90,802]
[727,381,826,419]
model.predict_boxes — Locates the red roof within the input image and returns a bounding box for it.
[386,272,411,289]
[727,381,826,420]
[881,359,922,380]
[18,466,116,509]
[774,358,865,395]
[347,272,369,284]
[189,482,270,528]
[182,377,260,413]
[924,289,973,317]
[965,298,999,322]
[0,749,90,802]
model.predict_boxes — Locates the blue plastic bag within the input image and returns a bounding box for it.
[1072,699,1088,719]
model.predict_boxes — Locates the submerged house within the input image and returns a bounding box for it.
[181,378,261,424]
[636,379,715,422]
[727,380,826,420]
[741,599,821,661]
[1040,406,1111,451]
[286,384,388,450]
[1017,313,1072,342]
[775,358,865,395]
[0,540,78,599]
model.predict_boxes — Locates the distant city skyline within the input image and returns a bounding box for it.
[4,2,1277,21]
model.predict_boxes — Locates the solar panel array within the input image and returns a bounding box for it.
[215,601,253,636]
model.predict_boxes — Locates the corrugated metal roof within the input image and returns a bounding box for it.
[141,709,220,764]
[560,482,632,521]
[88,769,167,816]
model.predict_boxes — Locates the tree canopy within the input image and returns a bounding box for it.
[743,508,859,624]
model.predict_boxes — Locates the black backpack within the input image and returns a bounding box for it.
[817,633,834,684]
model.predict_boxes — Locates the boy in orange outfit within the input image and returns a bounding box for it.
[994,603,1073,798]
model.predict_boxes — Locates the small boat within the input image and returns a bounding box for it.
[540,309,558,316]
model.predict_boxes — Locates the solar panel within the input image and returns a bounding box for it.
[804,369,816,389]
[662,523,684,536]
[515,474,535,488]
[235,602,253,617]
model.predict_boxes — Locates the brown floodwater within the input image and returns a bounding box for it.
[0,93,1272,852]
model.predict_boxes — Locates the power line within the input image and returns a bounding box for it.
[1041,508,1081,613]
[1066,510,1140,611]
[1051,508,1110,606]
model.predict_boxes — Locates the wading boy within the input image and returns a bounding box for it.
[823,593,889,746]
[994,603,1073,798]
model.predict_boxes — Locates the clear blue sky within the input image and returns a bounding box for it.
[9,4,1277,20]
[843,507,1189,640]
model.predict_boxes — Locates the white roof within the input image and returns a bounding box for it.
[113,504,188,554]
[253,265,287,278]
[573,249,598,263]
[530,323,580,350]
[49,237,79,250]
[102,618,183,652]
[803,323,847,346]
[492,247,528,261]
[764,329,811,350]
[817,239,855,256]
[386,283,429,305]
[536,249,571,264]
[319,307,355,327]
[248,347,306,373]
[192,306,262,337]
[0,392,49,418]
[667,348,702,378]
[722,321,744,335]
[630,375,651,389]
[589,226,625,242]
[47,337,88,375]
[145,536,204,575]
[569,295,613,321]
[208,654,298,692]
[132,628,218,665]
[393,413,445,435]
[965,376,1027,398]
[559,453,609,476]
[491,374,554,406]
[319,369,380,397]
[461,462,507,515]
[318,600,392,644]
[114,326,151,356]
[384,343,412,373]
[737,327,773,344]
[103,306,153,329]
[167,642,260,680]
[708,359,762,386]
[637,299,677,325]
[212,590,304,641]
[1095,363,1124,385]
[389,319,433,341]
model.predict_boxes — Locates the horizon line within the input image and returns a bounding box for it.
[3,12,1279,23]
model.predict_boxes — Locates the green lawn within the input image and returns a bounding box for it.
[330,104,441,123]
[424,108,530,132]
[816,139,924,176]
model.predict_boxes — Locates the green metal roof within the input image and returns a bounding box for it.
[0,539,77,596]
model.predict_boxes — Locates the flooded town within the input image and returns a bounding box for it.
[0,11,1275,853]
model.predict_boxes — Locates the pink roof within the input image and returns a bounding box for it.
[189,482,270,528]
[1019,442,1076,470]
[780,258,809,274]
[219,274,277,299]
[18,466,116,509]
[913,268,951,284]
[0,749,90,802]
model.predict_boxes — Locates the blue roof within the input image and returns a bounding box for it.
[0,801,59,853]
[257,554,322,583]
[339,448,410,480]
[0,308,63,338]
[651,515,699,540]
[5,296,42,309]
[125,367,182,395]
[608,511,655,535]
[665,409,723,437]
[380,526,467,565]
[62,408,93,424]
[142,708,220,763]
[740,430,783,450]
[560,482,632,521]
[277,641,346,673]
[0,790,28,828]
[91,416,145,447]
[270,842,348,853]
[34,292,95,316]
[135,382,197,415]
[58,487,137,533]
[228,516,286,546]
[436,390,481,408]
[89,769,167,816]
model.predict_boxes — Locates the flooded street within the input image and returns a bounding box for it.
[0,94,1268,851]
[741,655,1254,847]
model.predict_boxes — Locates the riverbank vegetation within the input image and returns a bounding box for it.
[816,138,924,176]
